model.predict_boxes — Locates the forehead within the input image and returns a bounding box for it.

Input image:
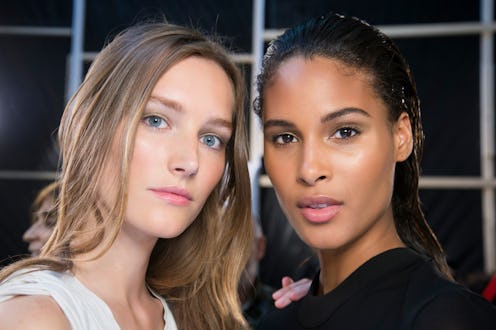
[271,55,372,91]
[150,56,234,115]
[264,56,387,119]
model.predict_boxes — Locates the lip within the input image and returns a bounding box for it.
[149,186,193,206]
[297,196,343,224]
[28,244,41,256]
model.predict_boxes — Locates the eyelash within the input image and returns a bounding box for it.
[272,133,297,145]
[201,134,225,150]
[332,126,360,140]
[271,126,361,146]
[143,115,168,129]
[143,115,227,151]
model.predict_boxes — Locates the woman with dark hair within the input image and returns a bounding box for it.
[255,12,496,329]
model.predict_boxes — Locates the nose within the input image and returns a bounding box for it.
[297,140,330,186]
[22,221,40,243]
[168,137,199,177]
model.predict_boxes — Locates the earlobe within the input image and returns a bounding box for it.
[395,112,413,162]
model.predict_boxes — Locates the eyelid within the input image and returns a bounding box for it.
[201,134,225,150]
[330,125,361,139]
[142,113,169,129]
[201,126,231,144]
[270,132,299,145]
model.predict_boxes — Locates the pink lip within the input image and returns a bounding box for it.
[297,196,342,224]
[149,186,192,206]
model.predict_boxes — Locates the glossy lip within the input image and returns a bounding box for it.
[149,186,193,206]
[297,196,343,224]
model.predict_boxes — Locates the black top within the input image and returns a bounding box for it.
[257,248,496,330]
[243,279,275,329]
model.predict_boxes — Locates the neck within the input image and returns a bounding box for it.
[317,217,405,294]
[73,223,158,302]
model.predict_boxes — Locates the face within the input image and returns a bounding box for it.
[104,56,234,241]
[263,56,412,254]
[23,197,56,256]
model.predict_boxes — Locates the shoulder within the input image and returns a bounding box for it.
[0,295,71,330]
[402,259,496,329]
[411,283,496,330]
[0,268,72,299]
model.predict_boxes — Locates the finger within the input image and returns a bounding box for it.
[289,279,312,300]
[273,276,295,299]
[272,286,291,300]
[274,296,292,309]
[281,276,294,288]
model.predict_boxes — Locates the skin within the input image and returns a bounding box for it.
[263,56,413,295]
[0,56,235,329]
[273,276,312,308]
[23,196,56,256]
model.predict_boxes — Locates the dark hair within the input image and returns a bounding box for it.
[254,12,451,278]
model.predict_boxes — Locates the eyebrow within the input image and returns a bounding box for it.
[264,107,370,130]
[320,107,371,123]
[148,95,184,112]
[149,95,232,130]
[206,118,233,131]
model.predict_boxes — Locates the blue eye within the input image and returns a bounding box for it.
[144,115,167,128]
[201,135,222,149]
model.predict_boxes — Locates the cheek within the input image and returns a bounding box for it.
[39,226,54,241]
[127,136,160,191]
[201,155,226,194]
[263,146,290,186]
[264,150,294,211]
[345,144,396,205]
[131,137,155,168]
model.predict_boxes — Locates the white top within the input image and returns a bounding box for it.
[0,269,178,330]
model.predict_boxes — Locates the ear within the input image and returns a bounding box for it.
[394,112,413,162]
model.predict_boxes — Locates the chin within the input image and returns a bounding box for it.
[157,225,191,239]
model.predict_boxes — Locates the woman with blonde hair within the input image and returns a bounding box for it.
[0,21,252,329]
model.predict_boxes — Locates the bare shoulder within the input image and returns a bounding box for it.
[0,295,71,329]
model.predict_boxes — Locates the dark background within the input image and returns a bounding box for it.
[0,0,493,287]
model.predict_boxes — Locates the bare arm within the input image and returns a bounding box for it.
[0,295,71,330]
[272,276,312,308]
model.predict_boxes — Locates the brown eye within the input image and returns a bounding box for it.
[334,127,358,139]
[273,133,297,145]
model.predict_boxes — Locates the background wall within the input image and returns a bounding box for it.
[0,0,494,288]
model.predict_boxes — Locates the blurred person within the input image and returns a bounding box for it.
[239,216,275,328]
[23,181,58,257]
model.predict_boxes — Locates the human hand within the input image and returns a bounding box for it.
[272,276,312,309]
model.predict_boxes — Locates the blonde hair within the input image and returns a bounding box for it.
[1,22,252,329]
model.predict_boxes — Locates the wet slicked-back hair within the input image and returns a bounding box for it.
[1,22,252,329]
[254,12,451,278]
